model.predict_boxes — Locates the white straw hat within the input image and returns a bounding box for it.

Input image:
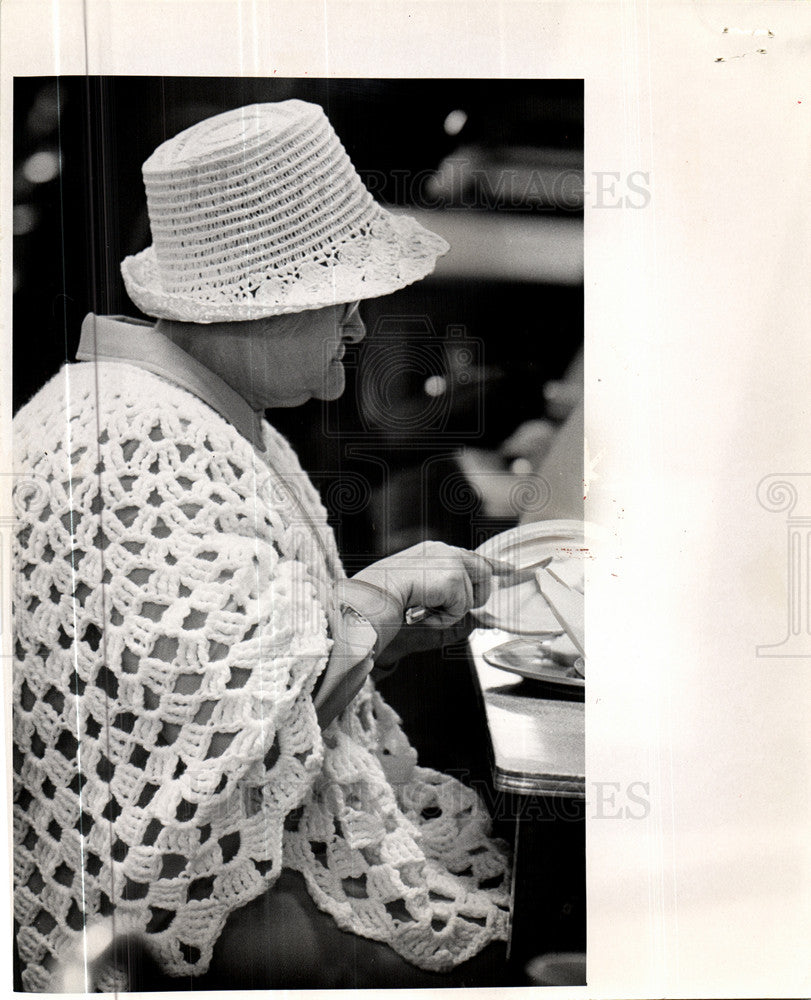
[120,101,450,322]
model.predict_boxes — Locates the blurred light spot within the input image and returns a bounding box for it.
[424,375,447,398]
[13,204,38,236]
[543,380,582,421]
[510,458,534,476]
[443,110,467,136]
[23,150,60,185]
[27,84,65,137]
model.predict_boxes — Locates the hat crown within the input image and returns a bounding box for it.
[138,100,376,299]
[143,100,322,174]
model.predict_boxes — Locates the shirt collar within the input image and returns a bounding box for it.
[75,314,265,451]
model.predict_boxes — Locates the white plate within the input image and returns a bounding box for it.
[483,637,585,689]
[472,520,587,634]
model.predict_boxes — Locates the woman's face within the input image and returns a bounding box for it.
[223,301,367,409]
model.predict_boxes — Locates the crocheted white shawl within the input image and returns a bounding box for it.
[13,362,510,991]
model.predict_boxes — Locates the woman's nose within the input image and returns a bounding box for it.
[345,316,366,343]
[341,305,366,344]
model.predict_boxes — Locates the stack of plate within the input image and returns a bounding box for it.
[473,520,587,691]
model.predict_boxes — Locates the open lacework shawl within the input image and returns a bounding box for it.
[13,361,510,991]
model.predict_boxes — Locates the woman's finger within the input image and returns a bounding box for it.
[450,548,494,609]
[458,569,475,618]
[423,568,471,623]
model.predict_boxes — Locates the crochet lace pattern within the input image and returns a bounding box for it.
[13,362,510,991]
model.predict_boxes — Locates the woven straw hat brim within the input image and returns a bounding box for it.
[121,206,449,322]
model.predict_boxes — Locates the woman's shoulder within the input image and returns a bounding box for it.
[15,359,207,419]
[15,361,255,459]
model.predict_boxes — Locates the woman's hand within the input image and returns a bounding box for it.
[338,541,495,660]
[372,613,476,669]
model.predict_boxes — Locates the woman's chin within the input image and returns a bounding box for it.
[264,389,313,409]
[320,363,346,400]
[265,366,345,407]
[276,396,311,408]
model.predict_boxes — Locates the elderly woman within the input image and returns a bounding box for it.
[12,101,513,991]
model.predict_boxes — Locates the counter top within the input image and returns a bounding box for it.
[468,628,585,798]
